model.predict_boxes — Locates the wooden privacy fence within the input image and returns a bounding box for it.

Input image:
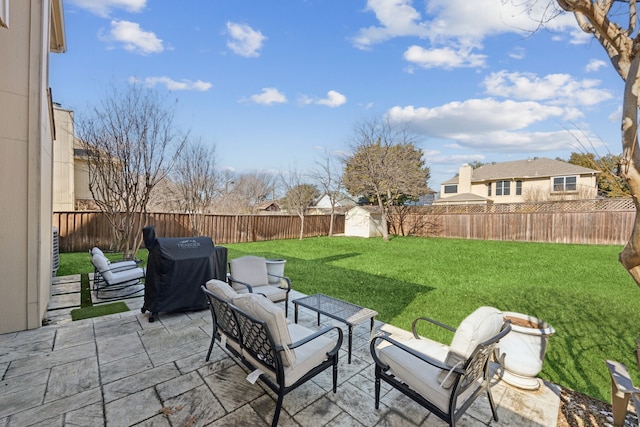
[53,212,345,253]
[54,198,637,252]
[391,198,637,245]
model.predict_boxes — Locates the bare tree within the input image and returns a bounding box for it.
[310,149,345,237]
[523,0,640,285]
[280,169,319,240]
[213,171,276,214]
[76,84,187,258]
[172,140,220,235]
[343,117,431,241]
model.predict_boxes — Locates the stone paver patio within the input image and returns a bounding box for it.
[0,275,560,426]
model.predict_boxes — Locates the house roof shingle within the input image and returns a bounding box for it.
[442,157,600,185]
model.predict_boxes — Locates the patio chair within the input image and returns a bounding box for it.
[606,359,640,426]
[90,247,140,277]
[91,253,145,299]
[370,306,511,427]
[228,255,291,316]
[201,283,343,427]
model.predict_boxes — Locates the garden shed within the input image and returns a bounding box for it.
[345,206,384,238]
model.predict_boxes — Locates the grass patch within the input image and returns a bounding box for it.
[79,273,92,307]
[71,302,130,321]
[60,236,640,401]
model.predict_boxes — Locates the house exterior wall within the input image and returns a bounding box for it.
[53,106,75,211]
[0,0,63,333]
[440,162,599,204]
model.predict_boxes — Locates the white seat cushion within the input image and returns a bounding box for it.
[234,284,287,302]
[232,293,295,366]
[109,267,144,284]
[244,323,336,387]
[377,336,479,413]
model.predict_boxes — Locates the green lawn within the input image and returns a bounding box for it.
[59,235,640,401]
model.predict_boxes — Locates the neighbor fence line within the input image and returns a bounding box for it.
[391,198,636,245]
[53,212,345,253]
[53,198,637,252]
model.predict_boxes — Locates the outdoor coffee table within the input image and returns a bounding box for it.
[293,293,378,364]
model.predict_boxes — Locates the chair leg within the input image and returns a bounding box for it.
[206,337,215,362]
[285,297,288,318]
[332,357,338,393]
[487,388,499,421]
[272,393,284,427]
[374,368,381,409]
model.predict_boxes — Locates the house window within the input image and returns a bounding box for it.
[553,176,577,192]
[444,184,457,194]
[487,183,492,197]
[496,180,510,196]
[516,180,522,196]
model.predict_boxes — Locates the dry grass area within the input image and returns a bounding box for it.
[557,386,638,427]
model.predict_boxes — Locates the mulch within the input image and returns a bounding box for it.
[557,386,638,427]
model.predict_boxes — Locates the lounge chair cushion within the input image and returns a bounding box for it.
[91,247,104,256]
[232,293,295,366]
[206,279,238,301]
[92,254,113,282]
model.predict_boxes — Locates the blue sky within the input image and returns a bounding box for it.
[51,0,622,190]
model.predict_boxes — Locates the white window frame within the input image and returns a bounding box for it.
[496,180,510,196]
[552,176,578,193]
[0,0,8,29]
[443,184,458,194]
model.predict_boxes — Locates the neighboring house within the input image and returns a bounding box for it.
[0,0,66,333]
[255,200,280,213]
[314,192,358,209]
[434,158,600,205]
[308,191,357,214]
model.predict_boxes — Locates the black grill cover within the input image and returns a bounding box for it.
[143,226,227,317]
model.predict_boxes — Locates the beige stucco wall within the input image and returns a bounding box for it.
[0,0,59,333]
[53,106,75,210]
[442,174,598,204]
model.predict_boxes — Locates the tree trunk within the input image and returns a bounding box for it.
[617,55,640,286]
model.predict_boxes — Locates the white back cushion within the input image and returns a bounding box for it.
[91,247,104,257]
[205,279,238,301]
[229,256,269,288]
[232,293,295,366]
[449,306,503,358]
[92,254,113,282]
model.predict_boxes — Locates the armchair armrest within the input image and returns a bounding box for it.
[227,275,254,293]
[267,274,291,291]
[411,316,456,339]
[370,334,464,375]
[277,325,344,358]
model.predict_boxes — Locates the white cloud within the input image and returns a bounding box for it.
[250,88,287,105]
[102,20,163,55]
[404,44,486,69]
[351,0,430,49]
[301,90,347,107]
[352,0,585,53]
[483,70,612,106]
[586,59,607,72]
[130,76,212,91]
[226,22,267,58]
[67,0,146,17]
[509,47,526,60]
[387,98,602,152]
